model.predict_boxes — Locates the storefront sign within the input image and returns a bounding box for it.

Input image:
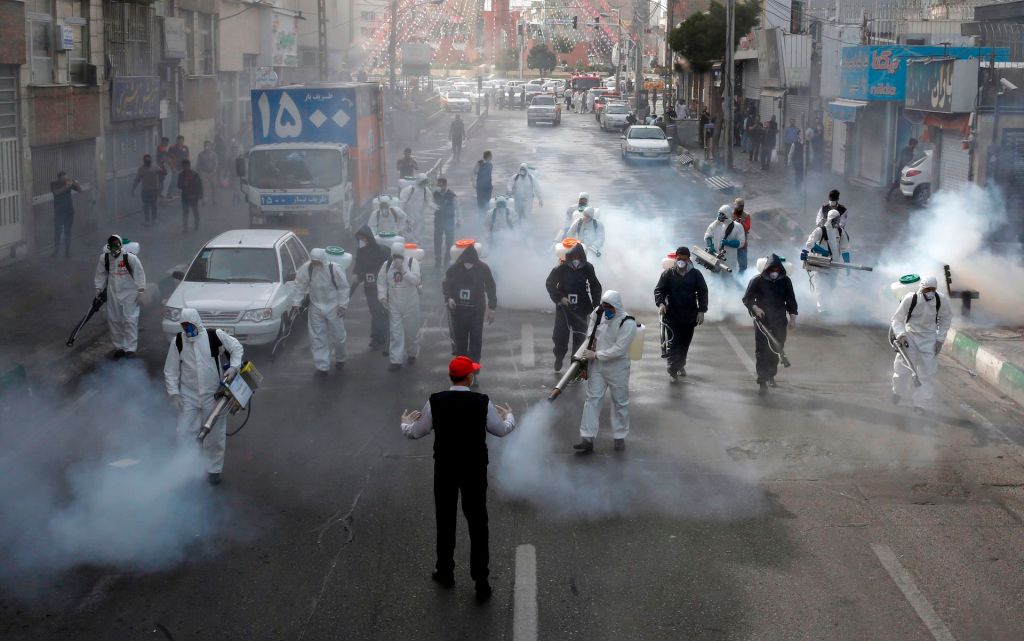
[255,67,279,88]
[111,77,161,121]
[163,17,186,60]
[840,45,1008,102]
[759,28,784,87]
[905,58,979,114]
[261,10,298,68]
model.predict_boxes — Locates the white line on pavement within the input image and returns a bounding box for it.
[514,544,538,641]
[871,544,956,641]
[521,324,535,368]
[718,325,756,377]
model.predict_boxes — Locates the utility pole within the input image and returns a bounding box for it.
[634,0,648,116]
[317,0,328,81]
[725,0,734,168]
[389,0,398,89]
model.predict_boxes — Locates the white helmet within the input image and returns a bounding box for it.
[827,208,841,222]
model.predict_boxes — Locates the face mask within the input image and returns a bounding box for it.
[520,170,527,176]
[571,259,582,268]
[828,200,837,207]
[923,291,934,301]
[603,309,614,319]
[676,260,688,270]
[768,271,780,281]
[182,323,198,338]
[464,262,474,270]
[358,239,367,248]
[109,244,122,257]
[718,214,727,222]
[578,204,586,211]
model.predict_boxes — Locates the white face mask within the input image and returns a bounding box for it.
[571,259,582,268]
[828,200,837,207]
[358,239,367,248]
[768,271,780,281]
[464,262,473,270]
[676,260,688,270]
[923,291,934,301]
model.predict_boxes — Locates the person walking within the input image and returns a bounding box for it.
[400,173,435,244]
[132,154,166,225]
[783,119,799,166]
[749,120,763,164]
[654,247,708,381]
[400,355,516,602]
[93,234,146,357]
[378,242,422,371]
[762,116,778,169]
[433,176,460,272]
[471,151,494,220]
[506,163,543,221]
[789,132,806,188]
[233,144,246,204]
[887,138,919,200]
[169,135,190,197]
[197,141,219,205]
[292,248,350,376]
[177,159,203,232]
[156,137,173,199]
[890,275,951,415]
[397,147,419,182]
[443,245,497,367]
[545,242,602,372]
[352,226,391,353]
[742,254,798,395]
[449,115,466,163]
[50,171,80,258]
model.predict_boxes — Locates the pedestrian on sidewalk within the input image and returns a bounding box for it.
[890,275,951,415]
[471,150,493,220]
[449,114,465,163]
[169,135,190,198]
[433,177,460,271]
[50,171,80,258]
[156,137,173,199]
[233,144,246,204]
[177,160,203,232]
[94,234,146,358]
[132,154,166,225]
[762,116,778,169]
[655,247,708,381]
[789,132,806,188]
[400,355,516,602]
[197,141,219,205]
[749,120,763,164]
[783,120,799,166]
[887,138,919,200]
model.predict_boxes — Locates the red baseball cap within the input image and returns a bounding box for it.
[449,356,481,378]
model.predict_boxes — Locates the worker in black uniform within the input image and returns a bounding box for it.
[352,225,391,353]
[400,356,516,603]
[741,254,799,395]
[654,246,709,381]
[442,245,497,367]
[545,242,602,372]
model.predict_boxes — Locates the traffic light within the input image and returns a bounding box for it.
[572,16,577,29]
[594,16,600,29]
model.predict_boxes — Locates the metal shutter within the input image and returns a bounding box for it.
[939,129,970,193]
[784,94,811,130]
[742,61,760,101]
[0,65,22,250]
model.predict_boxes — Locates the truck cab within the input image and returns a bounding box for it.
[243,143,353,229]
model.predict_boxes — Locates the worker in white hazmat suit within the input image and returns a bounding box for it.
[293,248,350,375]
[368,195,410,237]
[164,307,244,485]
[561,192,589,238]
[704,205,746,269]
[399,173,435,243]
[93,234,146,357]
[800,208,851,313]
[574,290,638,455]
[506,163,543,221]
[378,241,422,371]
[890,276,951,415]
[564,207,605,256]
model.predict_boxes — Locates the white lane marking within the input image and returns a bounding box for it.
[871,544,956,641]
[107,458,140,468]
[718,325,756,377]
[521,324,535,368]
[513,544,538,641]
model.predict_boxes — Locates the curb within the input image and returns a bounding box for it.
[947,327,1024,408]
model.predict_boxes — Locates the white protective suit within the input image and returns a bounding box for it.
[562,193,590,237]
[890,284,952,408]
[803,220,851,311]
[93,241,146,352]
[566,210,605,256]
[399,176,435,243]
[580,290,637,440]
[368,201,409,237]
[164,308,244,473]
[704,218,746,267]
[377,243,422,365]
[506,166,542,220]
[293,248,351,371]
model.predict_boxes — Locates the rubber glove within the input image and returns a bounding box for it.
[170,395,184,411]
[447,298,457,310]
[224,366,239,382]
[751,305,765,319]
[696,312,705,325]
[799,249,809,261]
[336,306,347,318]
[486,309,495,324]
[658,304,667,316]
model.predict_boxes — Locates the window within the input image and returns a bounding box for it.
[0,68,16,139]
[107,2,155,77]
[180,9,195,74]
[361,11,375,21]
[66,0,89,83]
[198,12,214,75]
[27,0,54,85]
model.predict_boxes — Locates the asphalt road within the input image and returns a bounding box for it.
[4,107,1024,641]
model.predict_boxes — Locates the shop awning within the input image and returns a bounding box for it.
[761,88,786,99]
[827,99,867,123]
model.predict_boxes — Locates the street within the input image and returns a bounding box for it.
[3,106,1024,641]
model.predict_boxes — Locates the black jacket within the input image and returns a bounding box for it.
[429,390,490,467]
[442,246,497,310]
[654,266,709,325]
[742,257,798,321]
[353,225,390,290]
[545,244,601,311]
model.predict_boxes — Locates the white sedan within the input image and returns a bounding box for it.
[163,229,310,346]
[443,91,473,112]
[620,125,672,162]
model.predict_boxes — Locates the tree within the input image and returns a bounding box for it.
[668,0,760,73]
[552,35,575,54]
[527,43,557,75]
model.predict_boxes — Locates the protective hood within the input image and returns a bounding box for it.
[355,224,377,247]
[310,248,327,263]
[761,253,788,277]
[565,242,587,262]
[601,289,624,313]
[179,307,205,339]
[457,245,479,265]
[390,242,406,256]
[920,275,938,290]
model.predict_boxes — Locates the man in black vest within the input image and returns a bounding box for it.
[401,356,516,602]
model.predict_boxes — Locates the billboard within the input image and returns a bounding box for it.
[905,58,979,114]
[401,43,433,77]
[261,10,298,68]
[251,86,357,145]
[841,45,1007,102]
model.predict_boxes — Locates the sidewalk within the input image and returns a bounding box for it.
[947,327,1024,407]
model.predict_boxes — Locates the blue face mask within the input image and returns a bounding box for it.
[603,309,614,320]
[182,323,198,337]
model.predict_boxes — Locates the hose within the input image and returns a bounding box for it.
[226,399,251,437]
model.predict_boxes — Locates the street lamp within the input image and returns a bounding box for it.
[389,0,445,90]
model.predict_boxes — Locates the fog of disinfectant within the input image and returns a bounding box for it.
[0,361,243,595]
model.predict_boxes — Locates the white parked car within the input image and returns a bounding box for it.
[899,148,934,205]
[620,125,671,162]
[163,229,310,346]
[443,91,472,112]
[600,102,630,131]
[527,94,562,126]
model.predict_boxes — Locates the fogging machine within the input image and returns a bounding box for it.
[888,327,921,387]
[803,255,874,272]
[66,289,107,347]
[691,246,733,273]
[549,308,600,401]
[199,361,263,442]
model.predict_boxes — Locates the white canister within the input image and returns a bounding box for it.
[403,243,426,262]
[325,246,353,271]
[890,274,921,301]
[450,238,484,262]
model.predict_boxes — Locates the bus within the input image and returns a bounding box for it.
[571,74,603,92]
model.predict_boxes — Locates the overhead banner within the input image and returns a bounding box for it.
[840,45,1008,102]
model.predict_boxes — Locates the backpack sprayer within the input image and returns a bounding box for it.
[198,361,263,442]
